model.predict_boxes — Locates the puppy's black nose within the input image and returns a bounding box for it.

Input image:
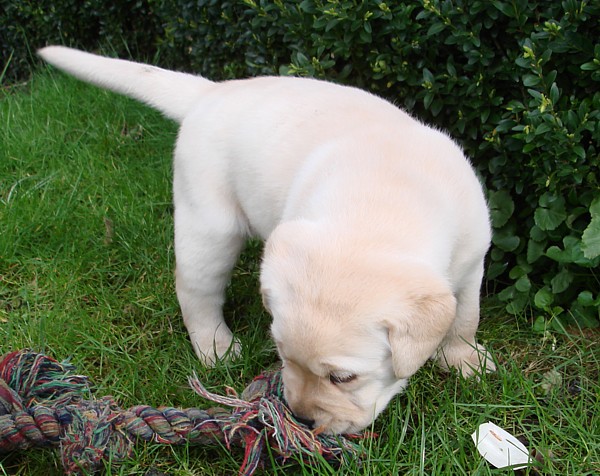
[294,415,315,429]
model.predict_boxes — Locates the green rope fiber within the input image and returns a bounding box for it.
[0,350,362,475]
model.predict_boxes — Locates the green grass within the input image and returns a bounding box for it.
[1,71,598,475]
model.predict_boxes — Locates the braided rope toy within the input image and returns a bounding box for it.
[0,350,363,475]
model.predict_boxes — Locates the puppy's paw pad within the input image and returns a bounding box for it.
[194,339,242,367]
[190,330,242,367]
[438,343,495,377]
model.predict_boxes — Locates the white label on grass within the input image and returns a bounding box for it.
[471,422,531,470]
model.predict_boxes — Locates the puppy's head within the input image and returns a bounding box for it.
[261,220,456,434]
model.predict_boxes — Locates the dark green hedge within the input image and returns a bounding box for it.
[2,0,599,329]
[0,0,162,83]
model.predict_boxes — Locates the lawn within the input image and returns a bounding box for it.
[1,71,598,475]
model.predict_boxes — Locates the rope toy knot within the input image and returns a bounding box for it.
[0,350,363,475]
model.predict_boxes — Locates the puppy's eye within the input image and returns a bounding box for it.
[329,373,357,385]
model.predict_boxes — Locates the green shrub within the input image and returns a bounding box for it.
[2,0,599,328]
[0,0,162,83]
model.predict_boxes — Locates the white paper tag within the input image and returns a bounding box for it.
[471,422,531,470]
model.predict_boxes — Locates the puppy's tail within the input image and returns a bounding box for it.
[37,46,214,123]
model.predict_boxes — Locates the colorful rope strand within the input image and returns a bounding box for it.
[0,350,361,475]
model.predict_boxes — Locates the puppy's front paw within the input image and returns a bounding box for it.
[189,325,241,367]
[437,342,495,377]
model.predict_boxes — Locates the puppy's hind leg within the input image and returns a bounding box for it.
[174,197,246,366]
[436,265,496,377]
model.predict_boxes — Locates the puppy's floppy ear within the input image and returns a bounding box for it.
[384,286,456,379]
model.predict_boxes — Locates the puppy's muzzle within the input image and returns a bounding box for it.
[293,415,315,429]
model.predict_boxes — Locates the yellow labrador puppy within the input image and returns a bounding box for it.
[38,46,495,434]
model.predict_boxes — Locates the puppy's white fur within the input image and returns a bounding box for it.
[38,46,495,434]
